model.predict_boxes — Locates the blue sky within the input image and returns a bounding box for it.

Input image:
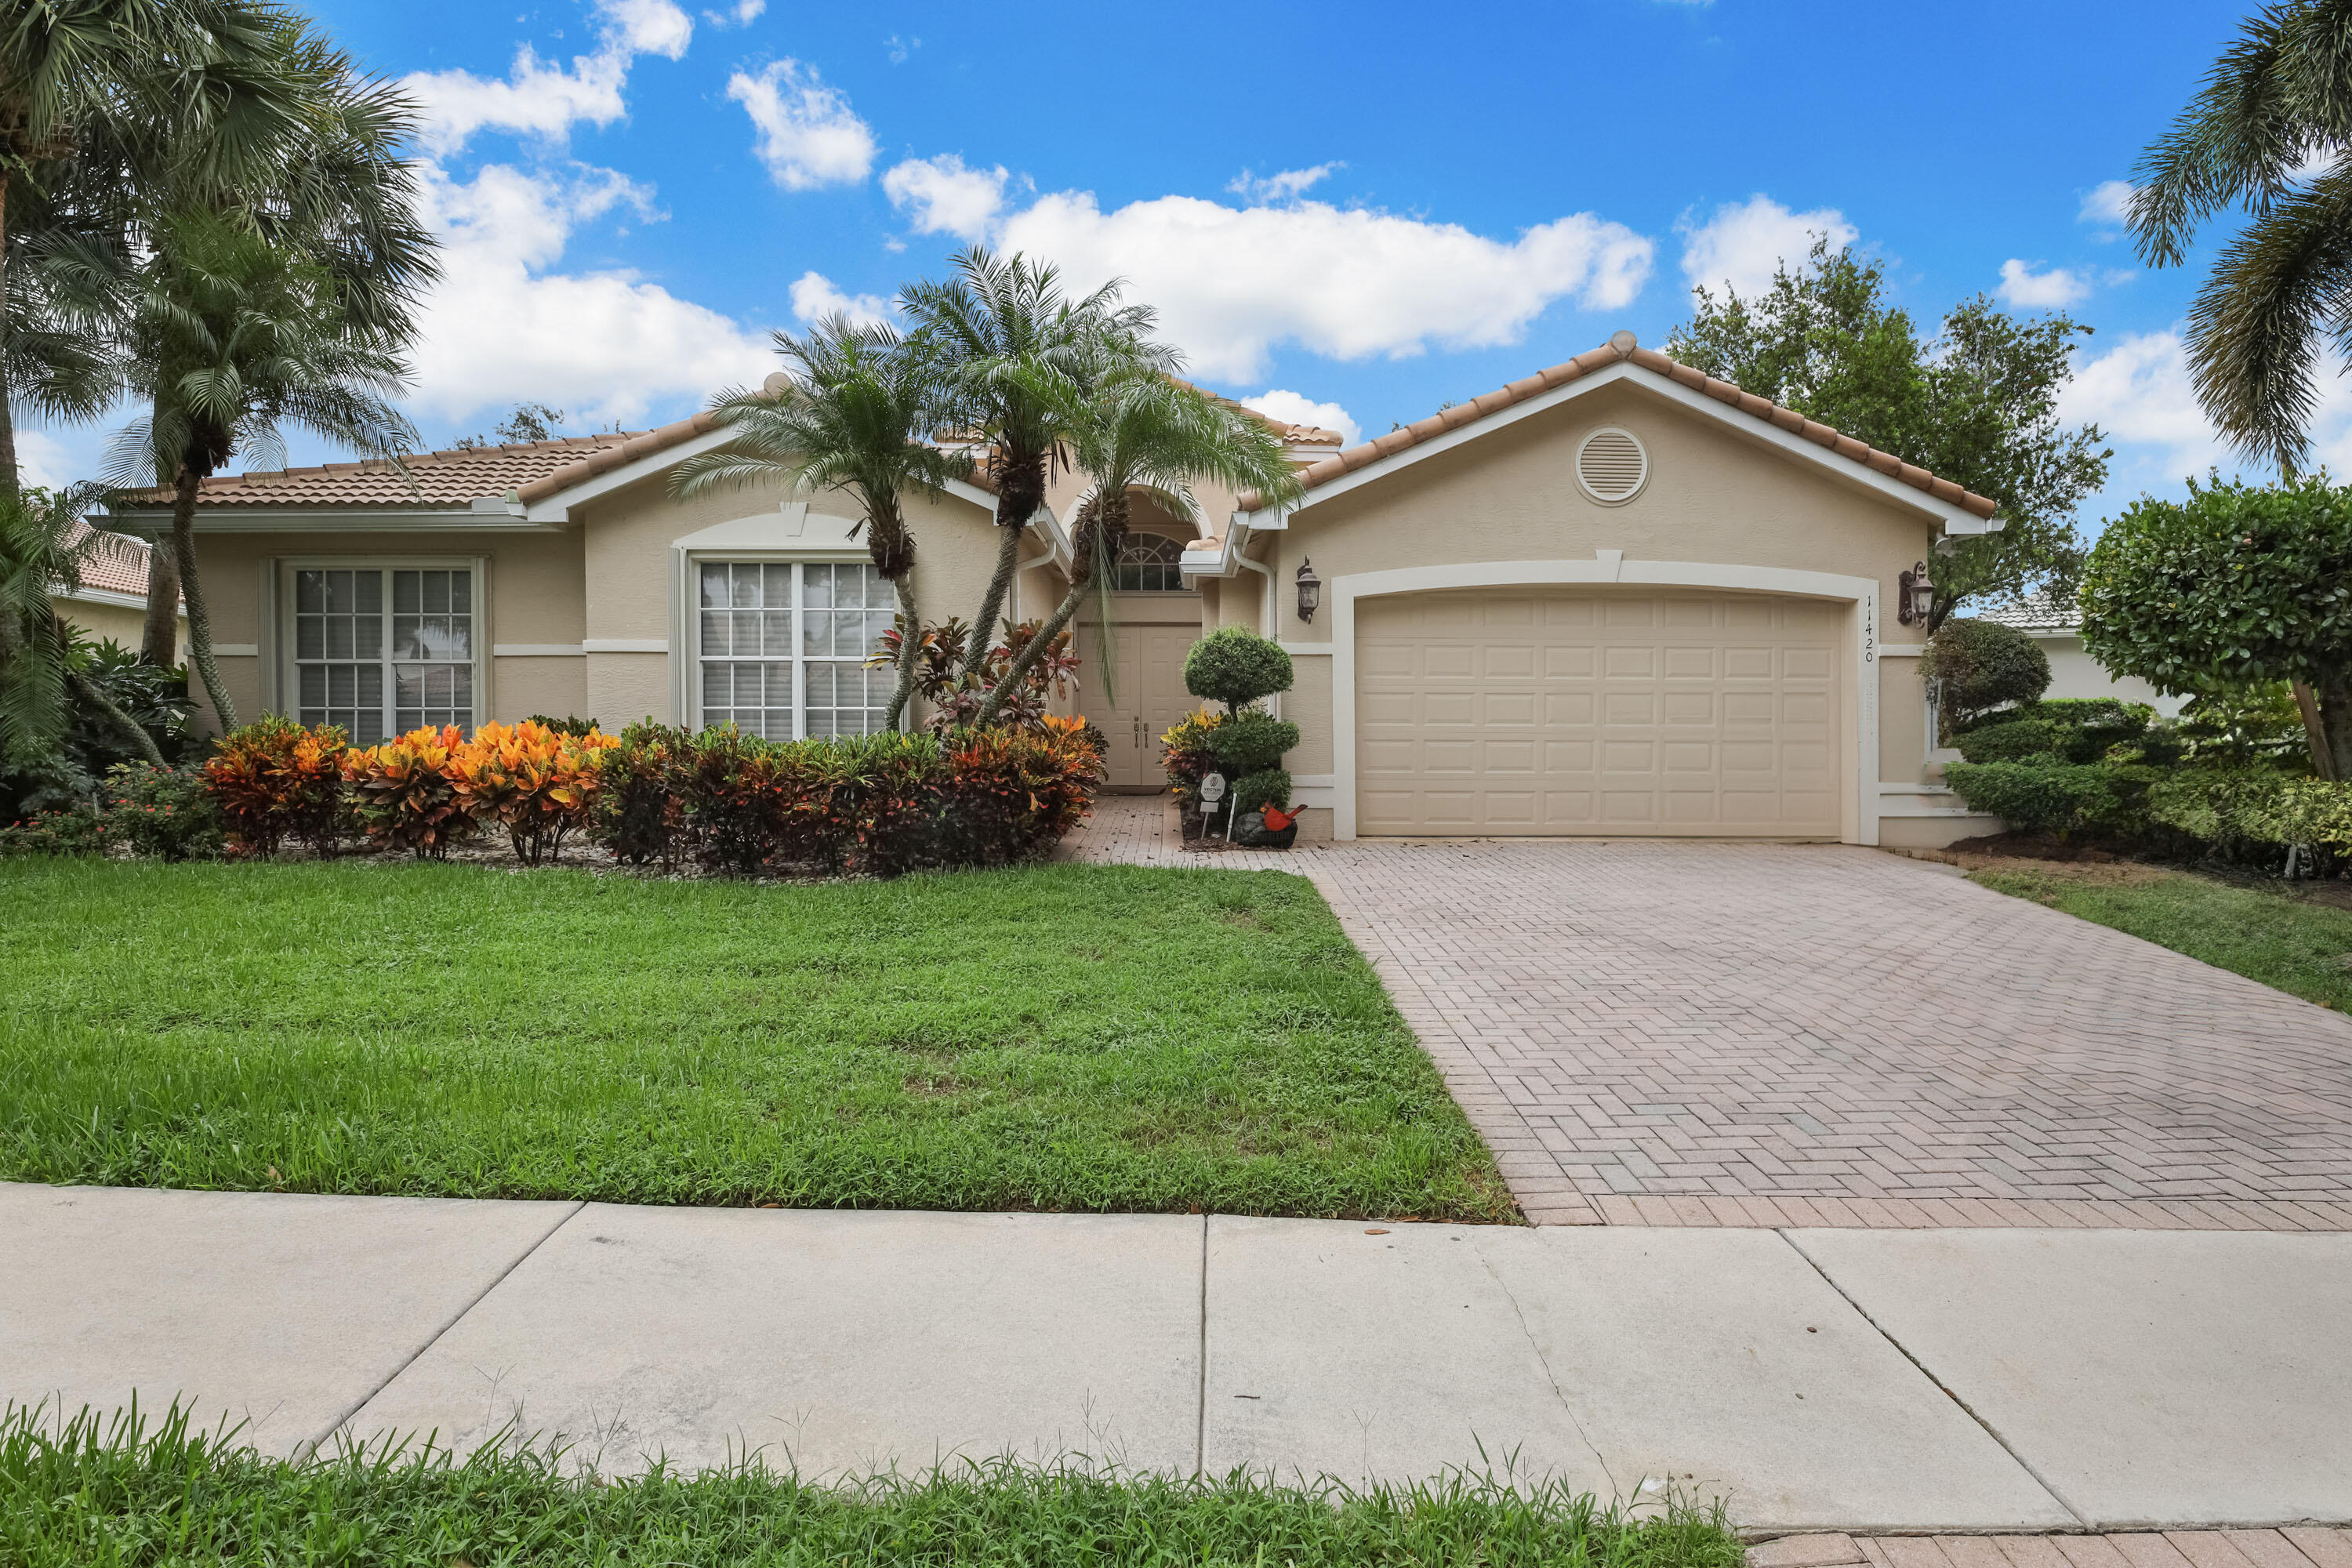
[24,1,2288,530]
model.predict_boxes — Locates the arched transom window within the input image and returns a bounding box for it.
[1112,532,1188,592]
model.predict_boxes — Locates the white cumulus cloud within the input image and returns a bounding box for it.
[405,161,767,427]
[2079,179,2135,229]
[703,0,764,24]
[788,270,893,328]
[996,191,1653,382]
[883,154,1009,241]
[1676,194,1857,298]
[728,59,875,191]
[401,0,691,153]
[1241,390,1361,446]
[1998,259,2093,309]
[1228,165,1341,205]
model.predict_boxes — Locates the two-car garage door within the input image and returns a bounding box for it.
[1356,590,1845,837]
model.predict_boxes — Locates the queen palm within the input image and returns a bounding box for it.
[106,213,417,733]
[974,371,1301,725]
[670,315,968,730]
[899,246,1171,673]
[2130,0,2352,474]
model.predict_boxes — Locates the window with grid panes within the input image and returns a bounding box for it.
[292,566,475,744]
[697,561,895,739]
[1112,533,1188,591]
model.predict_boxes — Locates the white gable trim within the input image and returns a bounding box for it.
[1328,557,1883,847]
[1238,359,2000,535]
[524,426,1009,525]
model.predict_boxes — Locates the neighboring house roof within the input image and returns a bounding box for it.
[125,416,723,511]
[60,520,154,595]
[1973,593,2080,633]
[1236,332,2002,520]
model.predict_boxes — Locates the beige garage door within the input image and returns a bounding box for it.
[1356,590,1844,837]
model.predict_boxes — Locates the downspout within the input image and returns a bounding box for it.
[1232,536,1279,719]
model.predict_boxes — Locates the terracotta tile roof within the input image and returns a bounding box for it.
[1237,334,2000,517]
[59,520,155,596]
[122,415,723,510]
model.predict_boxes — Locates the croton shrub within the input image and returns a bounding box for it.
[140,711,1104,875]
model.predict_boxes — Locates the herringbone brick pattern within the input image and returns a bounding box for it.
[1061,798,2352,1230]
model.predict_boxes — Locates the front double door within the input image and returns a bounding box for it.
[1082,616,1203,789]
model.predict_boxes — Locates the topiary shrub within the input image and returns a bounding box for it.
[1942,759,2156,838]
[1925,618,2052,731]
[1951,717,2067,764]
[1207,710,1300,775]
[1230,767,1291,814]
[1184,627,1293,714]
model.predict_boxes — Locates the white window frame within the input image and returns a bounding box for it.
[681,553,896,739]
[270,555,492,740]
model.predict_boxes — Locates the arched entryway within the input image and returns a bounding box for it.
[1078,506,1206,789]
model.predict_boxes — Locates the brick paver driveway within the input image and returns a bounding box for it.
[1065,799,2352,1229]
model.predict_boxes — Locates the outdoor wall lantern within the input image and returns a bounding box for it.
[1897,559,1935,626]
[1295,557,1322,623]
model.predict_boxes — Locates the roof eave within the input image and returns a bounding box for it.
[1237,357,2000,535]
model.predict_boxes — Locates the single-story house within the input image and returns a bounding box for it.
[111,331,2016,848]
[54,523,186,662]
[1972,594,2186,718]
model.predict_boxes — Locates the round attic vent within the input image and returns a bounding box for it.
[1576,426,1648,504]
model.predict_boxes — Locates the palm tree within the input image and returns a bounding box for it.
[0,0,289,492]
[670,315,970,729]
[974,370,1301,726]
[2129,0,2352,474]
[0,484,162,779]
[899,246,1171,673]
[107,212,418,733]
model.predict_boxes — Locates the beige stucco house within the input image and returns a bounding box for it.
[54,524,187,662]
[111,332,2011,848]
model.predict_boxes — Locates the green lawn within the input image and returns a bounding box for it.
[0,1404,1744,1568]
[0,857,1512,1221]
[1970,862,2352,1011]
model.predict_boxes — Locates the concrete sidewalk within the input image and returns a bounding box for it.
[5,1182,2349,1534]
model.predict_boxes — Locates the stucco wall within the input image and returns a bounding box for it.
[2032,630,2185,717]
[56,596,183,659]
[181,528,586,734]
[1248,379,1952,840]
[574,470,1021,725]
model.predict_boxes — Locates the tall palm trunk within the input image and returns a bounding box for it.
[140,536,181,665]
[886,572,920,730]
[0,173,14,495]
[59,627,164,768]
[172,464,235,732]
[973,492,1116,727]
[964,448,1046,671]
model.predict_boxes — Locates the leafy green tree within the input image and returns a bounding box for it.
[2126,0,2352,475]
[1665,238,2110,627]
[900,246,1171,672]
[2078,474,2352,777]
[0,485,162,810]
[672,315,968,729]
[974,370,1300,725]
[107,214,418,733]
